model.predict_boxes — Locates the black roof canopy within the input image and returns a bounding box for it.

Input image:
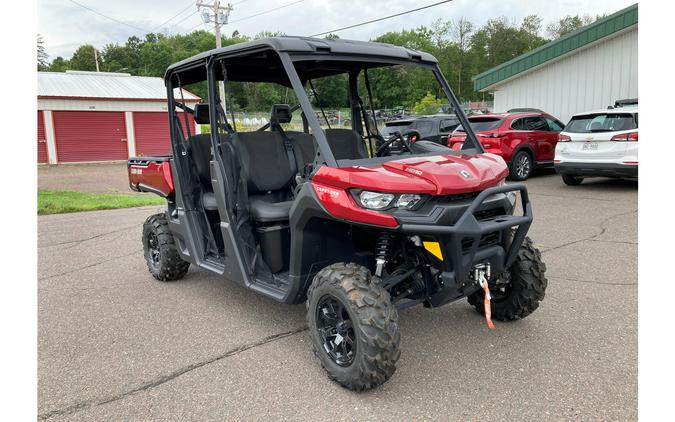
[165,36,438,86]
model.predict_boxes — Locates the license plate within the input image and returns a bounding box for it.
[582,142,598,151]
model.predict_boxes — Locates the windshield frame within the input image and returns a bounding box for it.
[287,53,484,167]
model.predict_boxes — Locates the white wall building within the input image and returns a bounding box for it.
[472,4,638,123]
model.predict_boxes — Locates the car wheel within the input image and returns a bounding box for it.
[142,213,190,281]
[306,263,400,391]
[508,151,533,181]
[562,174,584,186]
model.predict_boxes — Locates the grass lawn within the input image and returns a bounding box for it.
[38,190,164,215]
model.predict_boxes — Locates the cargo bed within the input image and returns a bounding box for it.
[128,156,174,197]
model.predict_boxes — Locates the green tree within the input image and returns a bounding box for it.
[69,44,99,71]
[546,15,594,39]
[37,34,49,71]
[311,74,348,108]
[49,57,70,72]
[413,92,443,115]
[451,17,474,99]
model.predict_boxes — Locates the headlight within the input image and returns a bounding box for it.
[358,191,395,210]
[497,179,517,206]
[395,194,423,209]
[354,190,426,210]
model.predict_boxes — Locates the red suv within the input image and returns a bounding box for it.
[448,111,565,180]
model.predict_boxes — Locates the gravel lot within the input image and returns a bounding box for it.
[38,171,638,421]
[38,163,133,193]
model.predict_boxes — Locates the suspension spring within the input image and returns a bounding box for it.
[375,233,395,277]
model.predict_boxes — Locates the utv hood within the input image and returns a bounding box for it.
[313,153,509,195]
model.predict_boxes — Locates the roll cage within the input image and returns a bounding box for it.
[164,37,484,172]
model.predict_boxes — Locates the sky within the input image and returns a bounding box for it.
[38,0,637,60]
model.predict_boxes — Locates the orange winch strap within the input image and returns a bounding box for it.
[482,280,495,330]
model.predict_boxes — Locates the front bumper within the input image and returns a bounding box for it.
[396,183,532,306]
[555,162,638,178]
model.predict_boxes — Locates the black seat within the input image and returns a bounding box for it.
[287,131,316,168]
[187,133,219,210]
[324,128,368,160]
[233,131,295,223]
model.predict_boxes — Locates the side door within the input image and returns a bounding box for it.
[438,118,459,144]
[523,116,552,162]
[509,117,530,156]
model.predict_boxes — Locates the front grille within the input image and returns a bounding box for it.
[474,207,506,221]
[435,191,480,203]
[461,231,501,253]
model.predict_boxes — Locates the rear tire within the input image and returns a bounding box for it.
[142,213,190,281]
[468,236,547,320]
[307,263,400,391]
[508,150,534,181]
[562,174,584,186]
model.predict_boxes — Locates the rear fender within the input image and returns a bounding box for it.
[508,142,534,162]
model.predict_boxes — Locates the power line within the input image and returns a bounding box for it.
[310,0,454,37]
[169,10,200,30]
[151,1,196,32]
[229,0,304,24]
[67,0,149,33]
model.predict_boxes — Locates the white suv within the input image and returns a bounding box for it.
[554,106,638,185]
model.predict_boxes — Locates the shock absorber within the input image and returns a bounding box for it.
[375,233,394,277]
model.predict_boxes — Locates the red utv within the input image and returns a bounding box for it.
[448,109,565,180]
[127,37,547,391]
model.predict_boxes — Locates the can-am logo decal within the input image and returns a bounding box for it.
[314,186,340,198]
[460,170,472,179]
[405,167,423,176]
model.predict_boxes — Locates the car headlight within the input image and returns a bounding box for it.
[395,194,423,209]
[497,179,517,206]
[354,190,426,210]
[358,191,395,210]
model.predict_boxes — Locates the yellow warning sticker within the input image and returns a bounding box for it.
[422,241,443,261]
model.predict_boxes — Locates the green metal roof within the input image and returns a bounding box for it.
[472,3,638,92]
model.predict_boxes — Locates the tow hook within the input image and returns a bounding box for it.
[473,263,495,330]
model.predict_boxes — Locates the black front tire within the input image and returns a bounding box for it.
[508,150,534,181]
[468,236,547,320]
[562,174,584,185]
[307,263,400,391]
[142,213,190,281]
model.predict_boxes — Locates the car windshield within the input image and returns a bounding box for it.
[565,113,638,133]
[381,120,413,137]
[455,117,503,133]
[410,120,434,136]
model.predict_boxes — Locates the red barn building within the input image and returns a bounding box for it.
[37,71,200,164]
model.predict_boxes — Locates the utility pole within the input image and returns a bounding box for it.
[196,0,233,114]
[93,48,100,72]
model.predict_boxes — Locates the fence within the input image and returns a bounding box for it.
[214,102,495,133]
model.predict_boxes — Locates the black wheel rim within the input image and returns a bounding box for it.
[316,295,356,367]
[515,153,531,178]
[147,232,160,269]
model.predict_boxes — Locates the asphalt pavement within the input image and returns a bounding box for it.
[38,171,638,421]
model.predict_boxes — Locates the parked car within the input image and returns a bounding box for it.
[381,115,460,145]
[554,105,638,185]
[448,111,565,180]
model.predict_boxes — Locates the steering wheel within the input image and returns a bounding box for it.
[375,131,413,157]
[364,133,386,152]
